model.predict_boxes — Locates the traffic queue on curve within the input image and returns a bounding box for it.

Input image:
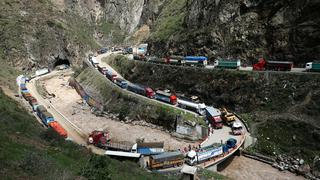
[18,77,68,138]
[89,51,246,170]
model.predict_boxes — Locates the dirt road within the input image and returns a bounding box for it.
[42,73,196,150]
[220,156,304,180]
[26,71,105,155]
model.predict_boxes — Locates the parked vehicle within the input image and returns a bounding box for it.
[88,130,133,151]
[306,62,320,72]
[22,91,32,100]
[88,130,111,146]
[184,56,208,66]
[205,106,223,129]
[105,70,117,82]
[231,122,243,135]
[149,151,184,169]
[253,58,293,71]
[48,121,68,138]
[105,150,141,159]
[165,56,185,65]
[114,78,128,89]
[186,144,223,166]
[27,96,38,111]
[90,57,99,67]
[97,47,108,54]
[97,66,108,75]
[222,138,237,153]
[147,56,166,64]
[177,97,206,115]
[155,90,177,105]
[133,142,164,155]
[214,59,241,69]
[220,108,236,126]
[127,83,155,98]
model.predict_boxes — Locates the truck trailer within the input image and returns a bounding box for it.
[214,59,241,69]
[97,66,108,75]
[105,70,117,82]
[177,98,206,115]
[127,83,155,98]
[253,58,293,71]
[205,106,223,129]
[134,142,165,155]
[184,56,208,67]
[149,151,184,169]
[155,90,177,105]
[306,62,320,72]
[186,144,223,166]
[48,121,68,138]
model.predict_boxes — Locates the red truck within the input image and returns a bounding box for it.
[127,83,155,99]
[88,130,111,146]
[253,58,293,71]
[105,70,117,82]
[205,106,223,129]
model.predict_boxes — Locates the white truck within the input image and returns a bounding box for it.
[186,144,223,165]
[35,68,50,77]
[177,98,206,115]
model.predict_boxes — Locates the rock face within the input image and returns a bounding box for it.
[148,0,320,65]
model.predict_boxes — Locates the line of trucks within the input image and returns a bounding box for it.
[19,81,68,138]
[87,130,238,169]
[90,55,244,135]
[129,52,320,72]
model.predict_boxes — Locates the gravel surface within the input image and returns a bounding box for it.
[44,74,195,150]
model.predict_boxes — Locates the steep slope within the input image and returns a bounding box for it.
[0,89,171,179]
[148,0,320,65]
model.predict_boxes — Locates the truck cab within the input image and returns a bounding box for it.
[220,108,236,126]
[232,122,243,135]
[186,150,197,166]
[114,78,128,89]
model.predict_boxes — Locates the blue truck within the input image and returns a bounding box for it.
[184,56,208,66]
[114,78,128,89]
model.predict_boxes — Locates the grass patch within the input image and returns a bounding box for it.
[198,168,229,180]
[150,0,187,41]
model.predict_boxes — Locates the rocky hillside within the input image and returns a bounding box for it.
[148,0,320,65]
[109,56,320,165]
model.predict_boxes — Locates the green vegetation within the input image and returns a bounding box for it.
[150,0,187,41]
[198,168,229,180]
[0,89,172,179]
[98,20,126,44]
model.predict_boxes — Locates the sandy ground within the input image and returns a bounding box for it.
[219,156,304,180]
[43,74,195,150]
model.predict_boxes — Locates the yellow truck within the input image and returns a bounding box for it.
[220,108,236,126]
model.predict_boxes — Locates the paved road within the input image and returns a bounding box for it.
[26,71,105,155]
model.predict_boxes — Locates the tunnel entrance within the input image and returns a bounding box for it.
[53,58,71,69]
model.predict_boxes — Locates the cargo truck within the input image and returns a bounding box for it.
[165,55,185,65]
[253,58,293,71]
[127,83,155,98]
[134,142,164,155]
[105,70,117,82]
[231,122,243,135]
[97,66,108,75]
[48,121,68,138]
[155,90,177,105]
[20,83,27,91]
[149,151,184,169]
[222,138,237,153]
[177,98,206,115]
[220,108,236,126]
[214,59,241,69]
[306,62,320,72]
[184,56,208,67]
[186,144,223,166]
[27,96,38,111]
[205,106,223,129]
[147,56,166,64]
[114,78,128,89]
